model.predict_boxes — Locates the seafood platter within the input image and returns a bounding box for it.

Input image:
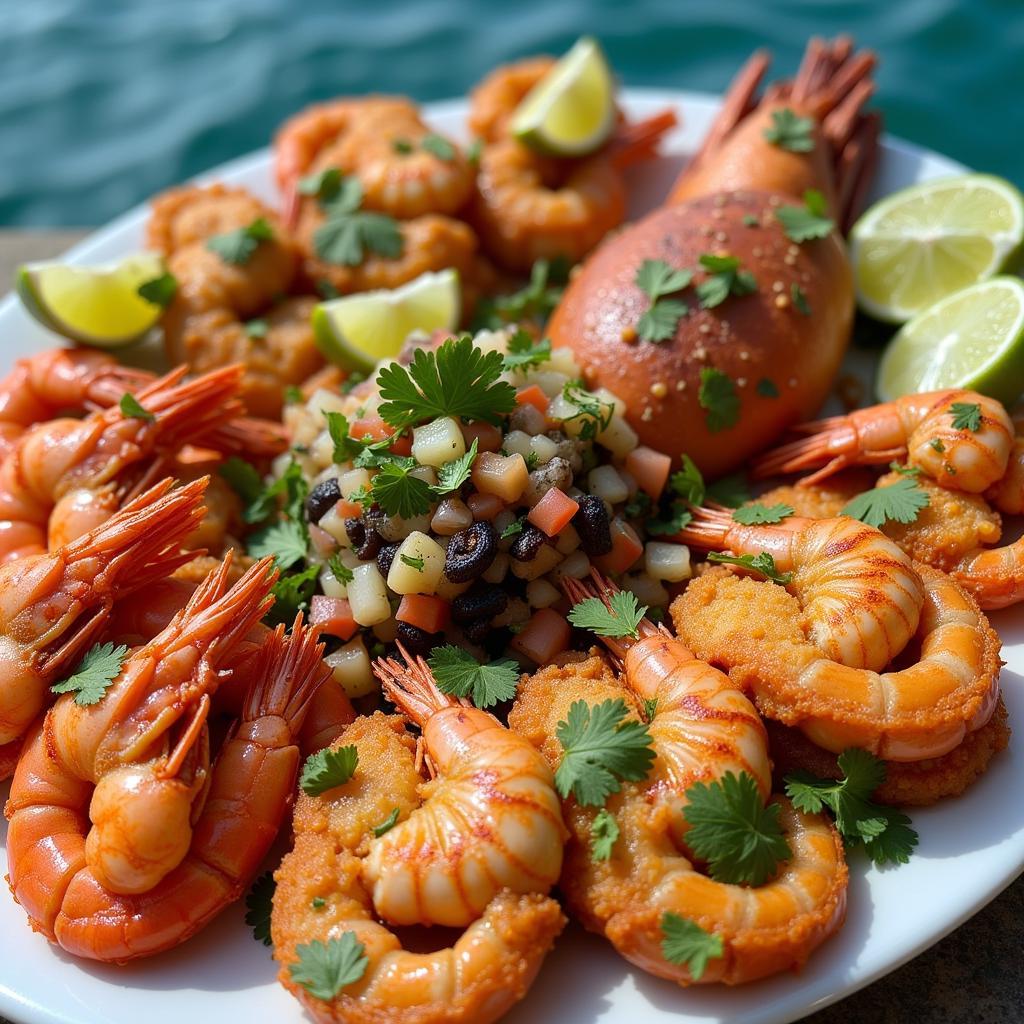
[0,34,1023,1024]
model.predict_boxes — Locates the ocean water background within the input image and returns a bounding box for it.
[1,0,1022,226]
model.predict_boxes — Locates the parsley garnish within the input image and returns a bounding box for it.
[421,133,456,160]
[707,550,792,585]
[950,401,982,432]
[372,808,400,837]
[206,217,274,265]
[119,392,154,422]
[757,377,780,398]
[889,461,922,477]
[661,913,723,980]
[670,455,705,505]
[732,502,794,525]
[428,645,519,709]
[647,503,693,536]
[245,872,275,946]
[786,748,919,865]
[642,697,659,721]
[300,746,359,796]
[266,564,319,627]
[298,167,343,200]
[327,553,354,585]
[776,189,835,242]
[791,283,812,315]
[290,933,368,1000]
[471,258,566,329]
[312,177,403,266]
[554,698,655,807]
[930,438,946,453]
[236,459,308,525]
[698,367,740,432]
[695,253,757,309]
[558,382,614,440]
[377,335,517,429]
[312,897,326,909]
[245,317,269,338]
[742,213,760,227]
[841,477,930,528]
[763,107,815,152]
[705,472,750,507]
[502,330,552,370]
[635,259,692,342]
[433,438,478,495]
[684,771,791,884]
[568,590,646,640]
[590,807,620,862]
[466,138,483,165]
[392,138,414,155]
[501,516,526,539]
[248,519,309,569]
[370,458,434,518]
[400,553,425,572]
[137,271,178,308]
[219,456,264,512]
[51,641,128,706]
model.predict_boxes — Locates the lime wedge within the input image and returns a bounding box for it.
[850,174,1024,323]
[312,268,461,373]
[16,253,171,348]
[510,36,615,157]
[876,277,1024,406]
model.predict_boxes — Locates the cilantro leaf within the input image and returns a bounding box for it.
[647,501,692,536]
[392,138,414,154]
[266,564,319,627]
[785,748,919,866]
[298,167,343,201]
[670,455,705,505]
[732,502,794,525]
[314,211,403,266]
[757,377,780,398]
[642,697,659,721]
[372,808,401,837]
[638,298,689,342]
[472,258,566,329]
[421,133,456,160]
[636,259,693,299]
[51,641,129,706]
[661,913,724,980]
[400,553,425,572]
[206,217,274,265]
[433,437,478,495]
[428,645,519,709]
[705,472,750,508]
[950,401,982,432]
[119,392,154,422]
[590,807,620,862]
[245,317,269,338]
[377,335,517,429]
[695,253,757,309]
[137,271,178,308]
[763,107,815,152]
[791,283,811,315]
[502,331,552,370]
[327,553,354,585]
[300,745,359,796]
[248,519,309,569]
[707,550,792,585]
[554,698,655,807]
[776,189,835,242]
[501,516,526,539]
[219,456,264,510]
[841,477,930,528]
[698,367,740,432]
[556,382,614,440]
[289,933,368,1001]
[568,590,647,640]
[889,461,922,477]
[370,459,435,519]
[683,771,791,885]
[241,459,309,525]
[245,871,275,946]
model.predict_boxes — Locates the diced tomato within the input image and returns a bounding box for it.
[461,420,504,453]
[511,608,572,664]
[389,432,413,457]
[396,594,450,634]
[516,384,550,415]
[349,415,392,443]
[335,498,365,519]
[594,518,644,574]
[309,523,338,557]
[309,595,359,641]
[625,446,673,500]
[528,487,579,538]
[467,491,506,521]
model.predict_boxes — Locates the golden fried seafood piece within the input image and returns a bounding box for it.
[753,470,875,520]
[509,656,848,986]
[271,713,565,1024]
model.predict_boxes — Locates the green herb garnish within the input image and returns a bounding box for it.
[428,645,520,709]
[206,217,274,265]
[289,933,368,1000]
[661,913,724,980]
[373,808,401,837]
[119,392,155,422]
[841,477,930,528]
[950,401,982,432]
[568,590,646,640]
[635,258,692,342]
[695,253,757,309]
[245,872,275,946]
[707,550,792,585]
[698,367,741,432]
[590,808,620,862]
[300,746,359,796]
[137,271,178,307]
[51,641,129,706]
[776,189,835,242]
[763,107,815,152]
[732,502,794,525]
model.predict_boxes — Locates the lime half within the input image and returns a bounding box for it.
[850,174,1024,323]
[16,253,170,348]
[312,268,461,373]
[876,277,1024,406]
[511,36,615,157]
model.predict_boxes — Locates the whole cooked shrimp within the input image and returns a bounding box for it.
[673,511,1001,761]
[0,477,206,774]
[272,710,565,1024]
[754,389,1015,492]
[508,654,847,986]
[985,406,1024,514]
[5,558,331,962]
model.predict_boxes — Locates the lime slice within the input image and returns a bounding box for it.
[850,174,1024,323]
[510,36,615,157]
[312,268,461,373]
[876,277,1024,406]
[16,253,171,348]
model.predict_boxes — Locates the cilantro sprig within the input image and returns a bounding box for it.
[245,871,275,947]
[590,808,620,862]
[732,502,794,525]
[949,401,982,432]
[472,258,567,330]
[661,913,724,981]
[289,933,368,1001]
[763,107,815,152]
[556,382,614,440]
[785,748,918,865]
[432,437,479,495]
[502,330,552,370]
[119,392,155,423]
[372,808,401,837]
[841,477,930,529]
[428,645,519,708]
[695,253,757,309]
[698,367,741,432]
[206,217,274,265]
[51,641,129,706]
[312,176,403,266]
[370,458,434,518]
[635,259,692,342]
[707,550,792,585]
[300,745,359,796]
[137,271,178,308]
[568,590,647,640]
[776,189,835,242]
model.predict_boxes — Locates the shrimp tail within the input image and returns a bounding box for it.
[373,643,468,723]
[608,109,678,170]
[669,505,734,550]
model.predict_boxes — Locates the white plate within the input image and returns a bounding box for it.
[1,89,1022,1024]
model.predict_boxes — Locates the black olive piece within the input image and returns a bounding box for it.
[305,478,342,524]
[396,621,435,658]
[444,521,498,583]
[462,617,492,645]
[576,494,613,556]
[345,517,383,561]
[377,542,400,578]
[509,522,546,562]
[451,584,508,623]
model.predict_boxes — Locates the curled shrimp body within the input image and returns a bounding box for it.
[272,711,565,1024]
[468,57,557,143]
[509,655,847,986]
[755,389,1015,493]
[985,409,1024,514]
[675,511,924,672]
[0,365,244,560]
[0,478,206,763]
[6,561,330,962]
[369,648,566,927]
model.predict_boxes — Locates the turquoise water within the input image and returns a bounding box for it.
[2,0,1022,226]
